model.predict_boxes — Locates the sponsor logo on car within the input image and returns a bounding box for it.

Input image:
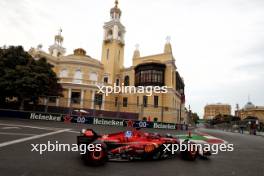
[30,113,61,122]
[125,131,133,138]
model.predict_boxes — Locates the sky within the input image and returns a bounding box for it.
[0,0,264,117]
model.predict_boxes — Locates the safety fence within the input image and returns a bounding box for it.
[211,121,264,133]
[0,109,188,130]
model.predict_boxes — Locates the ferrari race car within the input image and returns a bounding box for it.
[77,128,211,165]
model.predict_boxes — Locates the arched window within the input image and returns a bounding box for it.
[124,75,129,86]
[89,72,98,82]
[74,69,82,84]
[104,76,109,83]
[118,31,122,40]
[59,69,68,78]
[116,79,120,86]
[106,49,110,60]
[108,29,113,36]
[118,50,120,62]
[107,30,113,40]
[123,97,128,107]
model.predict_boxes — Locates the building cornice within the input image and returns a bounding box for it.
[133,53,172,60]
[58,60,104,69]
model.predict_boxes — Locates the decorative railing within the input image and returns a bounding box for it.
[59,77,106,87]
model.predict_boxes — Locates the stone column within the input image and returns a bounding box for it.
[91,90,95,109]
[56,98,59,107]
[101,94,105,110]
[80,89,84,108]
[67,88,72,107]
[44,98,48,106]
[44,98,48,113]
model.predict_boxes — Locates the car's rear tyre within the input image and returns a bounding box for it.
[180,140,197,161]
[181,149,197,161]
[152,144,168,160]
[152,150,162,160]
[82,141,108,166]
[199,150,211,159]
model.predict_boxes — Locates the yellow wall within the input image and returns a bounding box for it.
[239,109,264,123]
[101,40,124,84]
[204,104,231,119]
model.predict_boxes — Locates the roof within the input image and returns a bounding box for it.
[205,103,231,107]
[244,102,255,109]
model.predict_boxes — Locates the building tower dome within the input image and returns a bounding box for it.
[133,44,140,58]
[49,28,66,57]
[103,0,125,43]
[110,0,121,20]
[244,102,255,109]
[164,36,172,53]
[74,48,86,56]
[55,33,63,45]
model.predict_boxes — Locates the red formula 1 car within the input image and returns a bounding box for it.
[77,128,211,165]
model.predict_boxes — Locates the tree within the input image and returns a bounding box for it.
[191,112,200,124]
[0,46,62,109]
[187,110,200,125]
[211,114,241,125]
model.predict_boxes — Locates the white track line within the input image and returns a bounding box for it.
[1,127,20,130]
[67,130,80,134]
[0,123,62,131]
[0,132,36,136]
[0,129,70,148]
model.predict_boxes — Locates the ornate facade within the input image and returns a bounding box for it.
[204,103,231,120]
[29,0,186,123]
[235,102,264,123]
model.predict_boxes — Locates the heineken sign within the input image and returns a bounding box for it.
[30,113,62,122]
[93,118,124,126]
[0,110,188,131]
[26,112,185,130]
[153,122,176,129]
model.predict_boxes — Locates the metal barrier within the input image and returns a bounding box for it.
[0,109,188,131]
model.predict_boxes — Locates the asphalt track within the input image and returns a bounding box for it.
[0,118,263,176]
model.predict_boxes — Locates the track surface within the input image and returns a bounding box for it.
[0,118,263,176]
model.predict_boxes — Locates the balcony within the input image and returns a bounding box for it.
[59,77,106,87]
